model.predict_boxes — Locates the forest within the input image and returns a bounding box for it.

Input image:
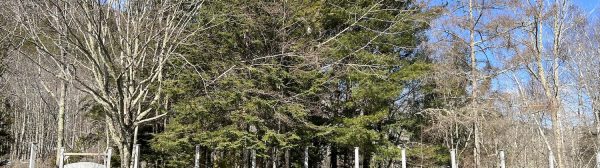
[0,0,599,167]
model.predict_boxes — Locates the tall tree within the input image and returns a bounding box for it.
[10,0,201,167]
[428,0,521,166]
[565,8,600,167]
[316,0,435,166]
[526,0,572,166]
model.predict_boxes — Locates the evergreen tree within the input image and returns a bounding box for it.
[152,0,440,167]
[312,0,441,166]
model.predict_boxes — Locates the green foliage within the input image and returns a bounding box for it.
[311,1,443,163]
[151,0,446,167]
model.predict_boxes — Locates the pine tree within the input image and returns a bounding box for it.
[152,0,440,167]
[312,0,439,166]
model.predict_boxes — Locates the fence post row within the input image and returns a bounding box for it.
[47,145,529,168]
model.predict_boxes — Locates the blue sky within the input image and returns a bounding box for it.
[575,0,600,16]
[427,0,600,17]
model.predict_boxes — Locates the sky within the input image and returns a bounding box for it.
[574,0,600,16]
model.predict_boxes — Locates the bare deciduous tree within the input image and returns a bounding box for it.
[524,0,573,167]
[10,0,202,167]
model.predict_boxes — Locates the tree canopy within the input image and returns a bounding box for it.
[151,0,442,167]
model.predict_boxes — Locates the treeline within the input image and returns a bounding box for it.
[0,0,443,167]
[1,0,600,168]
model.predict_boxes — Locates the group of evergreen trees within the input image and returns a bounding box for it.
[147,0,447,167]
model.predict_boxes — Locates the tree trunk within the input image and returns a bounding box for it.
[118,142,132,168]
[206,148,212,168]
[55,80,66,166]
[55,30,68,165]
[468,0,481,167]
[331,147,337,168]
[284,149,289,168]
[532,0,565,167]
[106,116,134,168]
[550,105,564,168]
[550,1,566,166]
[272,147,278,168]
[322,145,330,168]
[362,153,370,168]
[244,149,249,168]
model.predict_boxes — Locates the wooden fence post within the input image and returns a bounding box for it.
[106,148,112,168]
[499,150,505,168]
[59,147,65,168]
[133,144,140,168]
[401,147,406,168]
[354,147,359,168]
[549,151,554,168]
[28,143,36,168]
[450,149,457,168]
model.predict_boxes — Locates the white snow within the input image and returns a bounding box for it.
[64,162,105,168]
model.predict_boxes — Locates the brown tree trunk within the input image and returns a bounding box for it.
[107,115,134,168]
[55,25,68,166]
[331,147,337,168]
[468,0,481,167]
[533,0,565,167]
[284,149,290,168]
[117,133,133,168]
